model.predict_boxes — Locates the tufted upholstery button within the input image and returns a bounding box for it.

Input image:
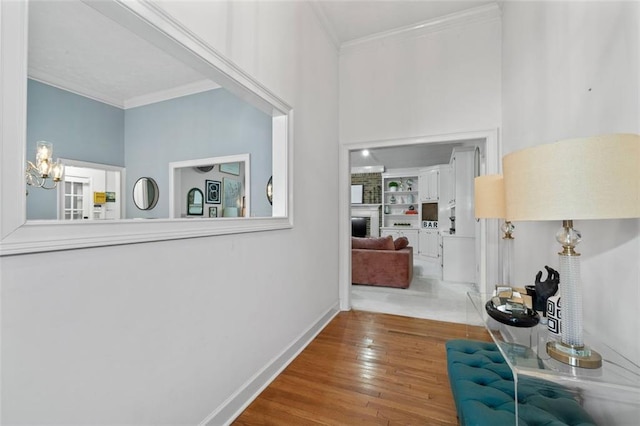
[446,339,596,426]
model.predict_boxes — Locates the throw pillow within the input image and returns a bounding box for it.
[394,237,409,250]
[351,235,395,250]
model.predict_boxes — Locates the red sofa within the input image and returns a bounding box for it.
[351,236,413,289]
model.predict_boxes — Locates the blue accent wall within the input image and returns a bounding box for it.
[26,79,125,220]
[26,80,272,220]
[124,88,272,219]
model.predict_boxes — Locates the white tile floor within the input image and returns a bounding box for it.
[350,275,483,325]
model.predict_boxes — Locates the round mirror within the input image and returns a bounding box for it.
[266,176,273,205]
[133,177,159,210]
[194,165,214,173]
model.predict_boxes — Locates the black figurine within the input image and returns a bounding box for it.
[528,266,559,316]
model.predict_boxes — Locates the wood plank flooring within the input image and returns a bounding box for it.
[233,310,491,425]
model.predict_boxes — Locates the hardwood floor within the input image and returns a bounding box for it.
[233,310,491,425]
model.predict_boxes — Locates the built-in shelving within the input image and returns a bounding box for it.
[381,170,420,248]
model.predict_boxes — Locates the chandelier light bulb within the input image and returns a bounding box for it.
[26,141,63,190]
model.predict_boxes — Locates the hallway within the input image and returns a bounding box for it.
[350,275,481,326]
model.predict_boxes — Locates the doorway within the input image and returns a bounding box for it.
[57,159,125,220]
[339,130,501,316]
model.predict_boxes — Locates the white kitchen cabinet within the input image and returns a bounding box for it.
[449,147,477,237]
[437,165,453,225]
[418,167,439,202]
[442,234,475,283]
[381,229,418,252]
[418,229,440,259]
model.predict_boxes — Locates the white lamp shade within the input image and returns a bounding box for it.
[503,134,640,221]
[474,174,505,219]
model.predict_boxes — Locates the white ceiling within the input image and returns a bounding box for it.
[28,0,212,109]
[351,141,481,170]
[28,1,495,109]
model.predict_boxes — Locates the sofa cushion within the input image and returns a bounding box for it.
[394,237,409,250]
[351,236,395,250]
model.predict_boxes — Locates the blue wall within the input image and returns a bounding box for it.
[124,89,272,219]
[26,80,272,220]
[26,79,125,219]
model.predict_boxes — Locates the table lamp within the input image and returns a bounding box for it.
[503,134,639,368]
[475,174,515,288]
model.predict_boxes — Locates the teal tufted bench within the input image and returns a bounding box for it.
[446,339,597,426]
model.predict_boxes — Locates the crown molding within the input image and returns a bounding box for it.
[124,79,220,109]
[28,70,124,108]
[308,0,341,49]
[351,165,385,174]
[340,3,501,55]
[28,72,220,110]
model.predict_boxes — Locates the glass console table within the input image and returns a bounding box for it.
[467,291,640,425]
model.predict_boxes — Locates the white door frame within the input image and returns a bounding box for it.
[338,129,501,311]
[56,158,126,220]
[58,175,90,220]
[168,154,250,218]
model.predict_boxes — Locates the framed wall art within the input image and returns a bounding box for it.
[205,180,221,204]
[208,206,218,218]
[220,162,240,175]
[223,178,242,216]
[351,184,364,204]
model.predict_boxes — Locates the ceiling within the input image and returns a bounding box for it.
[351,141,482,170]
[28,1,495,108]
[28,0,211,109]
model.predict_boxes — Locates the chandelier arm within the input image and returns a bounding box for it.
[26,161,59,189]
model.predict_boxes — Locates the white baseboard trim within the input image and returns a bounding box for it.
[199,302,341,426]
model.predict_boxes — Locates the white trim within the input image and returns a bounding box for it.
[307,0,341,49]
[29,75,222,110]
[0,0,293,256]
[124,79,221,109]
[169,154,250,219]
[350,165,384,174]
[340,3,501,55]
[28,73,125,109]
[94,0,291,117]
[339,129,501,312]
[199,303,340,426]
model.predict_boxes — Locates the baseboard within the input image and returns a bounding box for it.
[199,302,340,426]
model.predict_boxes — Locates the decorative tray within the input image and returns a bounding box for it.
[485,296,540,328]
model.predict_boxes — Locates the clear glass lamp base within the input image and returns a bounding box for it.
[547,340,602,369]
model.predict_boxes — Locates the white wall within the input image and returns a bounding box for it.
[339,6,501,143]
[502,1,639,365]
[338,6,502,298]
[1,1,339,424]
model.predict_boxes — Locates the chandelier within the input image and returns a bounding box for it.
[25,141,64,190]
